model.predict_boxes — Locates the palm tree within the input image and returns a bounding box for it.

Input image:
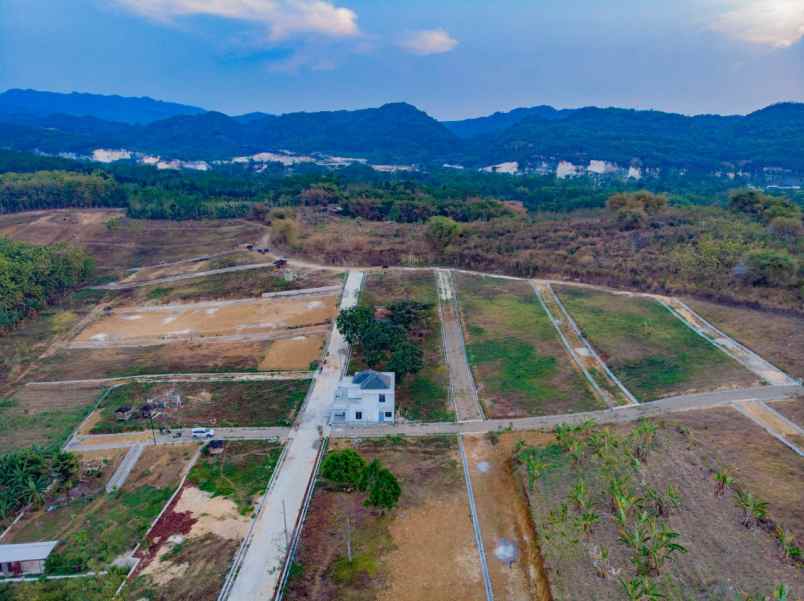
[713,470,733,497]
[735,490,768,528]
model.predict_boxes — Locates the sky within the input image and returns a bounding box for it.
[0,0,802,120]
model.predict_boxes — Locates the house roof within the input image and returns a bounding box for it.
[0,541,59,563]
[353,370,391,390]
[115,405,132,413]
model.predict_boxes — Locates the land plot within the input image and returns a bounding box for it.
[455,274,599,418]
[124,441,282,601]
[89,380,309,433]
[123,250,260,283]
[0,210,267,275]
[30,340,275,381]
[0,383,105,452]
[75,294,338,345]
[110,266,341,307]
[463,433,553,600]
[520,413,803,601]
[770,398,804,429]
[356,270,451,421]
[684,299,804,380]
[0,287,108,395]
[3,444,195,575]
[260,334,325,370]
[0,573,126,601]
[285,436,484,601]
[555,286,758,400]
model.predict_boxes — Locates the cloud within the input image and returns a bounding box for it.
[113,0,359,41]
[712,0,804,48]
[399,28,458,55]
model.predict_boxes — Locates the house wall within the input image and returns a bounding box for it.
[347,389,395,423]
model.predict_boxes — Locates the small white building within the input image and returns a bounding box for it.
[0,541,59,577]
[331,370,395,425]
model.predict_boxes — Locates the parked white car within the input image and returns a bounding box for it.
[191,427,215,439]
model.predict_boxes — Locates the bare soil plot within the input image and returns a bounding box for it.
[260,334,325,370]
[770,397,804,428]
[75,294,337,345]
[0,383,105,452]
[89,380,309,432]
[109,266,341,307]
[124,441,283,601]
[3,444,195,575]
[30,339,275,381]
[463,433,553,600]
[124,250,259,283]
[357,270,451,421]
[521,413,803,601]
[555,286,758,400]
[285,436,484,601]
[455,274,600,418]
[684,299,804,380]
[0,210,267,275]
[0,287,108,396]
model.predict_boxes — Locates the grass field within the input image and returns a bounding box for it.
[90,380,309,432]
[355,270,450,421]
[285,436,484,601]
[0,384,104,452]
[455,274,600,418]
[29,340,276,381]
[124,442,283,601]
[555,287,757,400]
[685,299,804,380]
[3,445,194,575]
[0,573,126,600]
[519,412,803,601]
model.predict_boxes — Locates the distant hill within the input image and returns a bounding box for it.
[0,89,205,124]
[444,105,565,138]
[0,88,802,172]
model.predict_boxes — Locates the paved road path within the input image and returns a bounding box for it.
[436,269,483,421]
[331,384,803,438]
[105,444,144,492]
[68,427,292,452]
[227,270,364,601]
[27,371,313,387]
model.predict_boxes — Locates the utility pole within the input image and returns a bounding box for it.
[282,499,289,550]
[345,512,353,562]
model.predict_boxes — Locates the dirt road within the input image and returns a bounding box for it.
[436,269,484,421]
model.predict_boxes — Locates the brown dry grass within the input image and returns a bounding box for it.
[30,339,274,381]
[260,334,325,370]
[0,210,267,275]
[123,444,197,492]
[685,299,804,380]
[769,398,804,429]
[285,436,484,601]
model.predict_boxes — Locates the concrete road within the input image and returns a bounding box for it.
[436,269,484,421]
[67,426,292,452]
[226,270,364,601]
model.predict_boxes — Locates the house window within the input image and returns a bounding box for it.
[379,394,386,403]
[355,411,362,420]
[385,412,392,418]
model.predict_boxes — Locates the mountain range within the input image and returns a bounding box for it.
[1,88,803,173]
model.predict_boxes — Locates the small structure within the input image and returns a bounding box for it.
[139,402,157,419]
[273,258,288,268]
[331,370,395,425]
[208,439,224,455]
[115,405,133,421]
[0,542,59,576]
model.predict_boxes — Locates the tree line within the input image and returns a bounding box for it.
[0,238,95,330]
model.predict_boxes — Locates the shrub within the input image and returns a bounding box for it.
[739,249,798,287]
[364,467,401,511]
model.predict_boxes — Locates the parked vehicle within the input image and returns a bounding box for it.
[191,427,215,439]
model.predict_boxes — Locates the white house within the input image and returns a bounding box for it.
[331,370,395,425]
[0,541,59,577]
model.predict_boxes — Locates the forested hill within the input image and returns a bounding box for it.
[0,88,803,172]
[0,89,205,125]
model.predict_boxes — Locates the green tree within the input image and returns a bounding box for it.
[357,458,383,492]
[336,306,374,345]
[425,216,461,251]
[740,249,798,286]
[386,341,424,381]
[365,467,401,512]
[320,449,366,488]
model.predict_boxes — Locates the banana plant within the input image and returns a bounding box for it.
[713,470,734,497]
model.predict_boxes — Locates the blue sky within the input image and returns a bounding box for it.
[1,0,802,119]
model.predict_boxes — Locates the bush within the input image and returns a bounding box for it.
[740,249,798,287]
[365,467,401,511]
